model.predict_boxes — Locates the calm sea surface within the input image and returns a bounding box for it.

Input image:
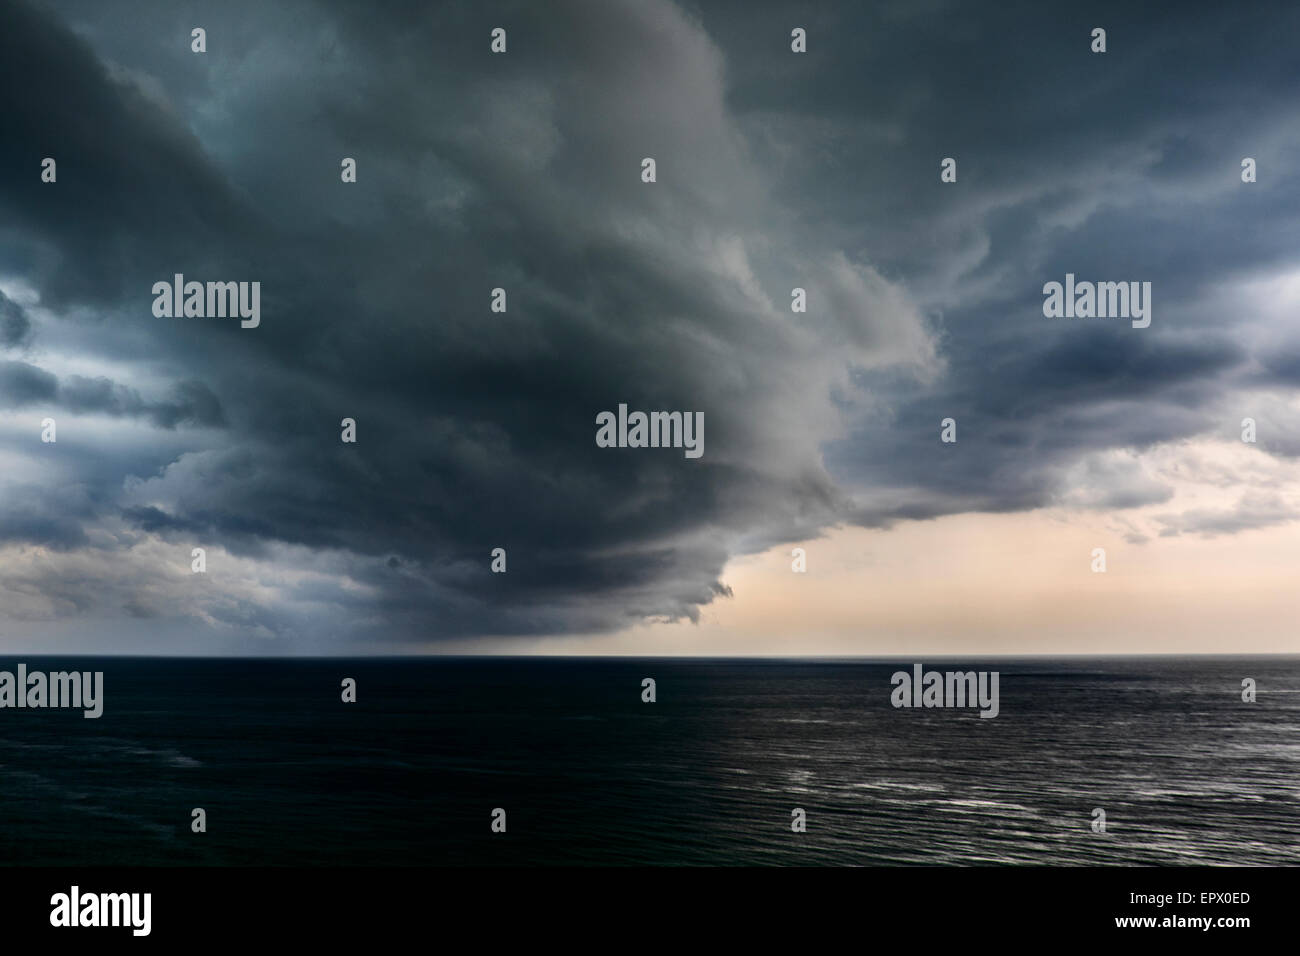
[0,657,1295,866]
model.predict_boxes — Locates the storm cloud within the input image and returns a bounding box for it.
[1,0,1298,651]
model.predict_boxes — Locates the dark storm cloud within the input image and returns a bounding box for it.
[0,359,223,427]
[1,0,1298,648]
[0,482,94,549]
[694,0,1300,526]
[0,291,32,347]
[0,0,260,309]
[0,360,57,405]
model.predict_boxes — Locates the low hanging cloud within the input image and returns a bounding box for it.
[1155,492,1299,539]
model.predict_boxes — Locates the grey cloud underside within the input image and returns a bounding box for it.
[0,359,223,427]
[0,292,32,347]
[1,0,1298,647]
[1155,492,1299,539]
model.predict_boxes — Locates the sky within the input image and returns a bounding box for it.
[1,0,1298,655]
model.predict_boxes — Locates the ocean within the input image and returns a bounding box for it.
[0,657,1295,866]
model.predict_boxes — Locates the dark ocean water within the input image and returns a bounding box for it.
[0,657,1295,866]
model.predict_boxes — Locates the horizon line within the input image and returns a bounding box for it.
[0,651,1295,660]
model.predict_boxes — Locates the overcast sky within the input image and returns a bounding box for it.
[2,0,1299,655]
